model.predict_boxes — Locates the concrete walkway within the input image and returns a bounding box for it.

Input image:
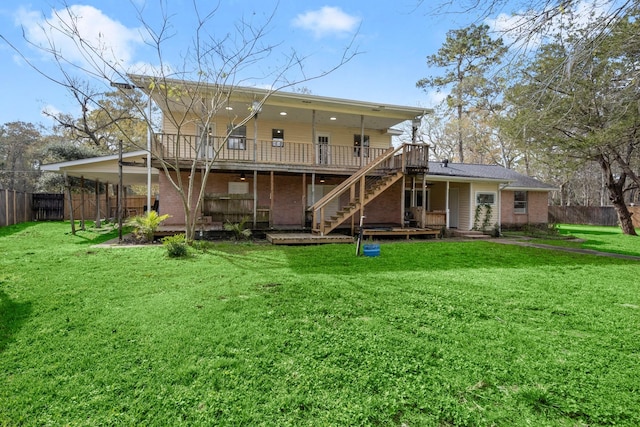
[493,238,640,261]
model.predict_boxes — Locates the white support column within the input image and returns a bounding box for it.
[360,115,365,167]
[445,181,450,229]
[146,93,152,214]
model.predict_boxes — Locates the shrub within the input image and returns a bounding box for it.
[223,217,252,241]
[126,210,171,242]
[162,234,188,258]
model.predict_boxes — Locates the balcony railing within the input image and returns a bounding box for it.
[152,133,391,169]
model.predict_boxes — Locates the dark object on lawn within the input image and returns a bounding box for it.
[356,215,365,256]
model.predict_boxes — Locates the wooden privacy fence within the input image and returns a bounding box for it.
[0,189,32,227]
[33,194,64,221]
[549,206,640,228]
[0,190,155,227]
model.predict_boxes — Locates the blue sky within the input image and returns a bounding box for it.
[0,0,612,129]
[0,0,486,128]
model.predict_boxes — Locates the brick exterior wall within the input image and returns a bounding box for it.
[501,190,549,228]
[362,180,402,226]
[159,171,404,228]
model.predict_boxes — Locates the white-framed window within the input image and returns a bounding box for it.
[228,124,246,150]
[197,125,215,159]
[514,191,528,213]
[476,192,496,205]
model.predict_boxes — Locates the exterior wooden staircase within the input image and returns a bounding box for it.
[310,143,428,236]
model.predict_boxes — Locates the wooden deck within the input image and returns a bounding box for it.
[266,232,354,245]
[266,227,441,245]
[362,227,441,239]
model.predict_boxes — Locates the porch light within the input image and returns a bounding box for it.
[280,111,287,116]
[319,176,326,183]
[240,173,246,181]
[330,117,337,121]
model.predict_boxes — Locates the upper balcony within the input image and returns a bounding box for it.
[152,133,429,174]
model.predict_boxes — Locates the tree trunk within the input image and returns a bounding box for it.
[612,199,637,235]
[598,155,637,236]
[608,181,637,235]
[64,173,76,235]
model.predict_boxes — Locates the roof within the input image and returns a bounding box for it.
[427,161,557,191]
[41,150,159,186]
[128,74,430,131]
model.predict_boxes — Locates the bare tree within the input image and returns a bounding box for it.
[3,1,359,241]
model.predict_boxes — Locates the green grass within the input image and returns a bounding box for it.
[1,222,639,426]
[524,224,640,257]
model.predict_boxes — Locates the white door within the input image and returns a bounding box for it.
[448,188,459,229]
[317,133,330,165]
[197,125,215,159]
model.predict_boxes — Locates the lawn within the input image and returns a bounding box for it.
[509,224,640,257]
[1,222,639,426]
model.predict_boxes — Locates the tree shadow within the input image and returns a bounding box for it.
[0,290,32,353]
[0,222,38,238]
[284,240,633,276]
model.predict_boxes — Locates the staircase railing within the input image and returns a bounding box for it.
[310,143,428,235]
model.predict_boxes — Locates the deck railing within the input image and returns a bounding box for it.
[153,133,390,169]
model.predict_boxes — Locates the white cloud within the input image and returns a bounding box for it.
[486,0,614,50]
[41,104,63,120]
[292,6,360,38]
[15,5,144,70]
[425,89,448,107]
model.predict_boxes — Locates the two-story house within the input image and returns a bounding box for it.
[43,76,555,240]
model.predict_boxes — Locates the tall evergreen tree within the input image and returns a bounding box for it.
[417,23,507,162]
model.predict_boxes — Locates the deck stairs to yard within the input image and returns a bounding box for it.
[309,144,428,236]
[318,171,404,235]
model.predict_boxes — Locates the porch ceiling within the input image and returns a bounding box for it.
[41,150,160,186]
[129,74,429,131]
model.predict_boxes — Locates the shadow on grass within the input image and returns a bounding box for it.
[0,290,32,353]
[0,222,38,238]
[283,240,634,276]
[71,224,126,246]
